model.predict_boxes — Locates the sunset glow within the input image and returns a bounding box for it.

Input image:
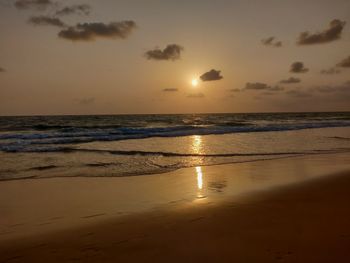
[0,1,350,262]
[191,79,199,87]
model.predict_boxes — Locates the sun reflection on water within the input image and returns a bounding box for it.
[192,135,203,154]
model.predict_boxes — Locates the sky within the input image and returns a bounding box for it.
[0,0,349,115]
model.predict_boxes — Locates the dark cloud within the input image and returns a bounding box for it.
[261,37,282,47]
[337,56,350,68]
[55,4,91,16]
[145,44,184,61]
[58,21,137,41]
[297,19,346,45]
[162,88,178,92]
[0,67,5,73]
[187,93,205,98]
[14,0,54,10]
[28,15,65,27]
[244,82,284,91]
[200,69,223,81]
[320,68,341,74]
[286,89,312,98]
[290,62,309,73]
[280,77,301,84]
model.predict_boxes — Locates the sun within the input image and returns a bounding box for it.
[191,79,199,87]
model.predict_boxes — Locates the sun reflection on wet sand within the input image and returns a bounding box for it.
[195,166,206,199]
[196,167,203,190]
[191,135,207,199]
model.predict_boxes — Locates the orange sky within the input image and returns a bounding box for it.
[0,0,349,115]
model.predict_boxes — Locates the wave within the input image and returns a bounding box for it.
[74,148,307,157]
[1,120,350,153]
[329,136,350,141]
[0,142,345,156]
[1,149,348,182]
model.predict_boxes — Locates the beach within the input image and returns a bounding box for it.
[1,152,350,262]
[2,0,350,261]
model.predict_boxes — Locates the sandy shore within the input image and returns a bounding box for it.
[1,153,350,262]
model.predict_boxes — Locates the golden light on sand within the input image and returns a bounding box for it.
[191,79,199,87]
[195,166,206,199]
[196,166,203,190]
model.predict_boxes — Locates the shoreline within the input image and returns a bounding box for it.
[1,152,350,262]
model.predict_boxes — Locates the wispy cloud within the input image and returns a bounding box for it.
[290,62,309,73]
[244,82,284,91]
[297,19,346,45]
[55,4,91,16]
[28,15,66,27]
[320,67,341,75]
[286,89,312,98]
[14,0,54,10]
[145,44,184,61]
[162,88,178,92]
[58,21,137,41]
[279,77,301,84]
[311,81,350,94]
[200,69,223,81]
[261,36,282,47]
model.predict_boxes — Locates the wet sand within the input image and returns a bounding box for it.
[1,153,350,262]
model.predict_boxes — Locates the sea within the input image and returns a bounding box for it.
[0,112,350,181]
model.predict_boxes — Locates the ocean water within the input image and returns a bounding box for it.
[0,112,350,181]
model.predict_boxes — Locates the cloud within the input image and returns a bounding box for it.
[312,86,337,93]
[145,44,184,61]
[320,67,341,74]
[58,21,137,41]
[269,86,284,91]
[244,82,284,91]
[312,81,350,94]
[200,69,223,81]
[245,82,269,90]
[280,77,301,84]
[286,89,312,98]
[337,56,350,68]
[297,19,346,45]
[28,15,65,27]
[14,0,54,10]
[162,88,178,92]
[261,37,282,47]
[0,67,5,73]
[55,4,91,16]
[290,62,309,73]
[187,93,205,98]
